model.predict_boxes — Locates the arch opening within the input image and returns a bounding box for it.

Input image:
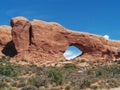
[63,46,83,60]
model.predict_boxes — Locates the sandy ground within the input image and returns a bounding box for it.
[110,87,120,90]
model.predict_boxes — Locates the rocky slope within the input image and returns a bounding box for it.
[0,16,120,65]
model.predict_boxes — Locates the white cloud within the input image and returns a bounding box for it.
[63,50,80,60]
[103,35,109,40]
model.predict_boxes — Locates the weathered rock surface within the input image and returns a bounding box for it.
[11,17,30,52]
[0,26,12,45]
[0,26,12,56]
[1,16,120,65]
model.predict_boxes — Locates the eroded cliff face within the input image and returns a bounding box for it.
[0,16,120,65]
[0,26,16,57]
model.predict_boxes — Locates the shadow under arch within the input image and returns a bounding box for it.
[2,41,17,57]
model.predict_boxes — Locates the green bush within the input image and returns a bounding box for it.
[0,86,16,90]
[64,63,76,69]
[95,64,120,77]
[95,71,102,77]
[83,80,91,87]
[0,63,18,77]
[28,75,46,87]
[78,79,91,89]
[47,67,66,85]
[0,56,18,77]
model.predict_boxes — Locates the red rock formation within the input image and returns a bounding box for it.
[1,16,120,65]
[0,26,12,56]
[0,26,12,45]
[11,17,30,52]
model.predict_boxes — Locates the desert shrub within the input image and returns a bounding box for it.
[0,76,14,88]
[80,59,86,63]
[0,63,18,77]
[70,77,91,89]
[47,67,66,85]
[78,79,91,89]
[0,56,11,66]
[106,78,120,88]
[28,75,46,88]
[28,75,38,86]
[15,65,31,76]
[0,86,17,90]
[87,69,94,75]
[86,64,120,78]
[0,57,18,77]
[21,85,38,90]
[95,71,102,77]
[0,56,6,64]
[96,64,120,77]
[114,59,120,64]
[10,81,17,87]
[109,65,120,74]
[0,81,6,88]
[83,79,91,87]
[64,63,76,69]
[17,81,26,88]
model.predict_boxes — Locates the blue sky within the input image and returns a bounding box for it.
[1,0,120,59]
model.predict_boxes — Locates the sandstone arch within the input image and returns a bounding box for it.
[1,16,120,65]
